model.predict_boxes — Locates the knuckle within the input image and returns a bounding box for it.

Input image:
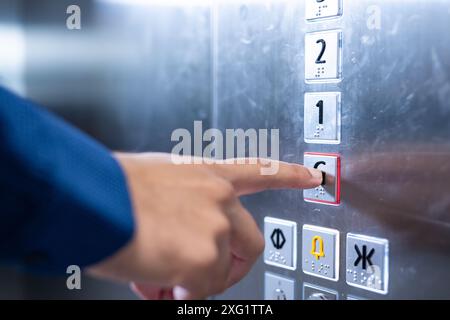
[212,179,236,202]
[197,245,221,271]
[212,215,232,238]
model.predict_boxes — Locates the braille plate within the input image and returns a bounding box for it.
[264,217,297,270]
[305,30,342,83]
[302,225,339,281]
[264,272,295,300]
[303,153,341,205]
[346,233,389,295]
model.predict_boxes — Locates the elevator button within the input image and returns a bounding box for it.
[305,30,342,82]
[303,153,341,205]
[305,0,342,21]
[264,272,295,300]
[264,217,297,270]
[302,225,339,281]
[303,283,338,300]
[346,234,389,295]
[304,92,341,144]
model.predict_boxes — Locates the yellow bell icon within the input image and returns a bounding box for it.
[310,236,325,260]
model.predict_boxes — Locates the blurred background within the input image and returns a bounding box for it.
[0,0,212,299]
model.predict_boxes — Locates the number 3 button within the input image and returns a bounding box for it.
[304,92,341,144]
[305,30,342,82]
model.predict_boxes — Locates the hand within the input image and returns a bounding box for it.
[88,153,323,300]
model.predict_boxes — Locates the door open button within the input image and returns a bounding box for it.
[303,152,340,205]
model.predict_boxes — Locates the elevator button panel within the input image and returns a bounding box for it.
[304,92,341,144]
[303,153,341,205]
[346,234,389,295]
[302,225,339,281]
[264,272,295,300]
[305,30,342,83]
[303,283,338,300]
[305,0,343,21]
[264,217,297,270]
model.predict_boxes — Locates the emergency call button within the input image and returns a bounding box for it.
[303,152,341,206]
[302,225,339,281]
[305,0,342,21]
[346,234,389,295]
[264,217,297,270]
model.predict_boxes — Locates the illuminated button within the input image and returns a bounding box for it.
[304,92,341,144]
[305,0,343,21]
[302,225,339,281]
[303,153,341,206]
[346,233,389,295]
[303,283,338,300]
[264,217,297,270]
[264,272,295,300]
[305,30,342,83]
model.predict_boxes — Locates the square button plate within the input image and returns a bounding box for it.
[264,217,297,270]
[305,0,343,21]
[304,92,341,144]
[302,225,339,281]
[303,283,338,300]
[346,233,389,295]
[303,153,341,206]
[305,30,342,83]
[264,272,295,300]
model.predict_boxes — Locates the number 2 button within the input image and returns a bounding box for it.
[305,30,342,82]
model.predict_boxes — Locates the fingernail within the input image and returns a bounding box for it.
[173,286,190,300]
[307,167,324,184]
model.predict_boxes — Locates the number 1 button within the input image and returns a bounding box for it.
[304,92,341,144]
[305,30,342,82]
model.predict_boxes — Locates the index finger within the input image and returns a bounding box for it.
[211,158,323,196]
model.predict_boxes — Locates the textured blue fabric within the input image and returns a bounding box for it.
[0,87,135,274]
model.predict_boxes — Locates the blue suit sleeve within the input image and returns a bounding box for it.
[0,87,135,274]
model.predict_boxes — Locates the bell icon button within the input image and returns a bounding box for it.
[302,225,340,281]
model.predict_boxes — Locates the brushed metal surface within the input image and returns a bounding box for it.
[214,0,450,299]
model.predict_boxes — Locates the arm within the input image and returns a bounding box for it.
[0,87,134,273]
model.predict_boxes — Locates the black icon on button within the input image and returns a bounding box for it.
[314,161,327,186]
[271,228,286,250]
[354,245,375,270]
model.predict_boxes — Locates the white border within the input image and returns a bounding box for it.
[305,0,343,22]
[302,282,339,300]
[305,29,343,84]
